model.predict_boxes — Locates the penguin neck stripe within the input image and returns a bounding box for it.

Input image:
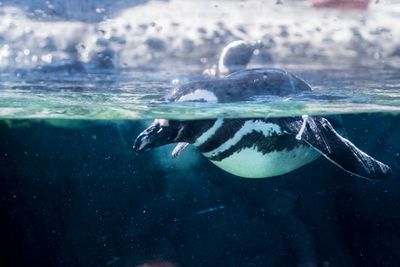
[203,120,282,158]
[194,118,224,147]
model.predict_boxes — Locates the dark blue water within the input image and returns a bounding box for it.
[0,113,399,267]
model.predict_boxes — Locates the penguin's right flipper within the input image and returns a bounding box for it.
[171,142,190,158]
[283,116,392,180]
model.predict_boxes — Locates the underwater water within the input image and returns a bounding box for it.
[1,65,400,267]
[1,0,400,267]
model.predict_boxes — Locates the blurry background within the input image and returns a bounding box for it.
[0,0,399,74]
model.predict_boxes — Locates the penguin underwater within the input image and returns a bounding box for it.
[134,41,391,180]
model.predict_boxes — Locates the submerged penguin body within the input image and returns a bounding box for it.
[193,118,319,178]
[134,114,391,180]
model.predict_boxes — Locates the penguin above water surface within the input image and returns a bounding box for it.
[134,41,391,180]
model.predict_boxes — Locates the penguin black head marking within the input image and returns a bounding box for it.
[134,119,174,151]
[203,39,262,77]
[217,40,263,76]
[134,119,215,152]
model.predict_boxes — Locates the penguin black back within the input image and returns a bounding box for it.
[165,68,312,103]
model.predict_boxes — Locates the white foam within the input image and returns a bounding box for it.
[178,89,218,103]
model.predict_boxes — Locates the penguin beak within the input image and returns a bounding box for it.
[133,120,181,152]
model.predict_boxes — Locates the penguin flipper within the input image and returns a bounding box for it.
[171,142,189,158]
[283,116,392,180]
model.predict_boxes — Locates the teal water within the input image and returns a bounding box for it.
[1,112,399,267]
[1,64,400,121]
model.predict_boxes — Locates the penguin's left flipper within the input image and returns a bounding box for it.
[283,116,392,180]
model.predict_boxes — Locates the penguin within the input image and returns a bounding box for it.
[133,67,391,180]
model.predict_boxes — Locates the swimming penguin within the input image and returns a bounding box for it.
[134,67,391,180]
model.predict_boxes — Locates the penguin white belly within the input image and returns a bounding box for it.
[207,146,320,178]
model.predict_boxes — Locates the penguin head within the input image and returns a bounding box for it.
[133,119,215,151]
[217,40,263,76]
[134,119,180,151]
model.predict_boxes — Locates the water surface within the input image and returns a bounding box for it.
[1,64,400,121]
